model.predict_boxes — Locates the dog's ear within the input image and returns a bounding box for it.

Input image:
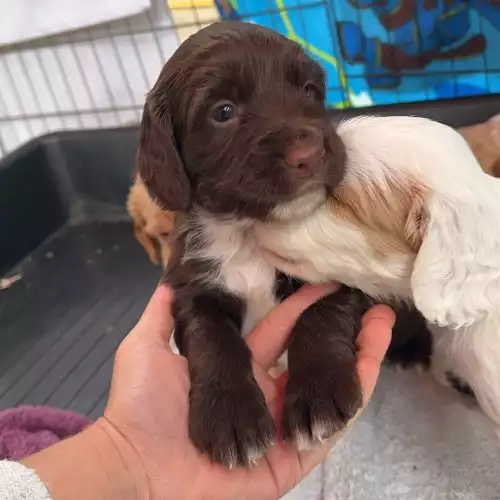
[136,100,191,211]
[411,185,500,328]
[133,224,161,265]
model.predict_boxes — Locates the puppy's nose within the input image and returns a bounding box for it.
[285,128,325,170]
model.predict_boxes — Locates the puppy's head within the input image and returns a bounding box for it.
[136,21,345,220]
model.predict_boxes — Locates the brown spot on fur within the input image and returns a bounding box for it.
[328,173,428,258]
[404,187,427,251]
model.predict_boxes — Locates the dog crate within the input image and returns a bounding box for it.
[2,0,500,418]
[3,0,500,161]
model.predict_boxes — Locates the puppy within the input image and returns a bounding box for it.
[255,115,500,437]
[129,115,500,270]
[136,21,375,467]
[459,114,500,177]
[127,177,175,267]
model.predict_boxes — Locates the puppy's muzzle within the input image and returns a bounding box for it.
[284,126,325,174]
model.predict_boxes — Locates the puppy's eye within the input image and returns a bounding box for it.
[303,81,323,101]
[211,102,236,123]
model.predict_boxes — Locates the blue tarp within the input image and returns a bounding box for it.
[214,0,500,107]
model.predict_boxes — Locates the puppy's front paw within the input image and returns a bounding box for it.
[282,360,362,450]
[412,282,481,328]
[189,379,275,468]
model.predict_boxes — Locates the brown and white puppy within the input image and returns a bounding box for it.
[136,21,374,467]
[256,116,500,439]
[129,115,500,271]
[127,177,175,268]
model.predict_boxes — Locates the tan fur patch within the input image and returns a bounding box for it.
[328,174,428,258]
[459,120,500,176]
[127,178,176,268]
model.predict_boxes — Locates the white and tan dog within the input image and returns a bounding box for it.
[255,115,500,436]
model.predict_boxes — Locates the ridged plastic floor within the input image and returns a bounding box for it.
[0,221,160,419]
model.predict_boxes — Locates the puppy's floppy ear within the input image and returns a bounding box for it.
[133,224,161,265]
[411,184,500,328]
[136,99,191,211]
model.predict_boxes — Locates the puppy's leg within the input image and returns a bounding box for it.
[173,283,275,468]
[385,305,433,372]
[282,286,372,449]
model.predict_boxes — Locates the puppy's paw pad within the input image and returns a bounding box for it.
[189,381,274,468]
[282,361,362,450]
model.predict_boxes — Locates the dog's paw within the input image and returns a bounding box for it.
[189,379,275,468]
[412,281,483,328]
[282,360,362,450]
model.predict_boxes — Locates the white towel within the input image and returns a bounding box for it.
[0,0,151,47]
[0,461,51,500]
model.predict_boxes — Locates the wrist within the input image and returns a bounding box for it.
[92,417,150,500]
[21,417,149,500]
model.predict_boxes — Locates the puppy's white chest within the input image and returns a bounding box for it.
[224,251,277,335]
[200,217,278,335]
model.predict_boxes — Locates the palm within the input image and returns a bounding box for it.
[104,285,393,500]
[191,361,306,500]
[106,334,301,499]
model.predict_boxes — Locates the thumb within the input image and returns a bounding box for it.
[246,282,339,370]
[130,284,175,347]
[356,305,394,403]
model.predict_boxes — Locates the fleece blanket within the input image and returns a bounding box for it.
[285,367,500,500]
[0,405,90,461]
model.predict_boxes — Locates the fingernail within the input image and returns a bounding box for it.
[297,281,339,300]
[156,284,173,302]
[314,281,340,295]
[325,281,340,292]
[362,305,396,328]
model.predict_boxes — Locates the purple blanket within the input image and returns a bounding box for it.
[0,405,91,460]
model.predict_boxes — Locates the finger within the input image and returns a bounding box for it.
[246,282,339,370]
[273,305,394,481]
[131,284,175,345]
[356,305,394,403]
[360,304,395,328]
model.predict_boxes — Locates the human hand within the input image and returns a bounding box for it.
[23,284,393,500]
[97,283,394,500]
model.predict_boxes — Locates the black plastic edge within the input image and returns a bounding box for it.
[2,94,500,273]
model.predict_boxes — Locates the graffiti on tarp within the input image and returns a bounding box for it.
[215,0,240,20]
[337,0,500,89]
[214,0,500,106]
